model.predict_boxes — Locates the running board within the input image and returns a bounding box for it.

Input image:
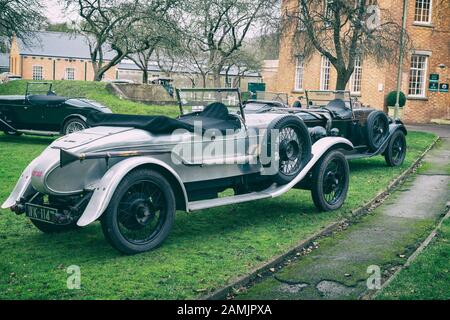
[187,137,354,212]
[17,130,60,136]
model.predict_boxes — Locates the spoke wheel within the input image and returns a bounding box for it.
[101,169,175,254]
[117,181,166,244]
[265,116,312,185]
[366,111,389,151]
[311,150,349,212]
[385,130,407,167]
[63,118,87,135]
[279,126,303,176]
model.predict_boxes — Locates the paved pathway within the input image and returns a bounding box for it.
[236,125,450,300]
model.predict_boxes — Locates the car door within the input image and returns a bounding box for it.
[42,103,68,132]
[14,98,46,130]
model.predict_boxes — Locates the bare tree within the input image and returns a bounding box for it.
[0,0,45,40]
[126,0,179,83]
[224,49,262,87]
[175,39,213,88]
[289,0,408,90]
[184,0,279,87]
[64,0,145,81]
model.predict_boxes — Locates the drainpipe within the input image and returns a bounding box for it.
[394,0,408,120]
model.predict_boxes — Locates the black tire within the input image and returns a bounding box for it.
[265,116,312,185]
[311,150,350,212]
[30,219,79,233]
[365,111,389,151]
[384,130,407,167]
[3,130,22,136]
[62,118,87,135]
[100,169,176,254]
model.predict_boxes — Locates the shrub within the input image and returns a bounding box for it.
[386,91,406,108]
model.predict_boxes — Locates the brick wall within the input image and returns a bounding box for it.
[276,0,450,123]
[19,55,117,82]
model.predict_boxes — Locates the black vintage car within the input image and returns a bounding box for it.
[244,90,407,167]
[0,82,112,136]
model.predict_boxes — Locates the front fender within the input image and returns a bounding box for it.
[76,156,188,227]
[1,155,42,209]
[270,137,354,198]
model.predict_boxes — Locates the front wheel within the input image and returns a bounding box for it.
[384,130,407,167]
[100,169,176,254]
[311,150,350,212]
[62,118,87,135]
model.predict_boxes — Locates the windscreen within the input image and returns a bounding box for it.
[256,91,288,104]
[306,91,351,109]
[177,89,241,115]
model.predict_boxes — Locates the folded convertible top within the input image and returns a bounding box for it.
[87,113,195,134]
[86,103,241,134]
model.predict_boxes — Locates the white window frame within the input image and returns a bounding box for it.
[324,0,333,20]
[294,56,304,91]
[350,56,362,95]
[414,0,433,25]
[320,55,331,91]
[224,76,233,88]
[408,54,428,98]
[65,67,75,81]
[32,65,43,80]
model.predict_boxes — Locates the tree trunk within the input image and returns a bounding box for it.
[335,71,350,91]
[94,71,104,82]
[142,69,149,84]
[213,71,221,88]
[201,74,207,88]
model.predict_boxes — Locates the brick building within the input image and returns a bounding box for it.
[9,31,117,82]
[274,0,450,123]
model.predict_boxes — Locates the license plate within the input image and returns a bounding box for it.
[25,203,58,223]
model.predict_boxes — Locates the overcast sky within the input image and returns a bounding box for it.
[43,0,73,23]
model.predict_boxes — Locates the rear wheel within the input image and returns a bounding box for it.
[265,116,312,185]
[30,219,78,233]
[311,150,349,212]
[101,169,176,254]
[62,118,87,135]
[365,111,389,151]
[384,130,407,167]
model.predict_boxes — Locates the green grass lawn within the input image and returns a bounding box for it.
[0,131,436,299]
[377,215,450,300]
[0,80,180,117]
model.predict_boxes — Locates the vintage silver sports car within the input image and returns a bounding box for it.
[2,88,354,254]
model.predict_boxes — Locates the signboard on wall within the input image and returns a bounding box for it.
[429,82,439,92]
[440,83,449,93]
[429,74,439,82]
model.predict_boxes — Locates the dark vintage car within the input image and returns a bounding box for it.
[0,82,112,136]
[244,90,407,167]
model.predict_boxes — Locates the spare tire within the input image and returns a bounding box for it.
[263,116,312,185]
[365,111,389,151]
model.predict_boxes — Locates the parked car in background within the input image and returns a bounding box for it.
[244,90,407,167]
[0,82,112,136]
[0,73,22,83]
